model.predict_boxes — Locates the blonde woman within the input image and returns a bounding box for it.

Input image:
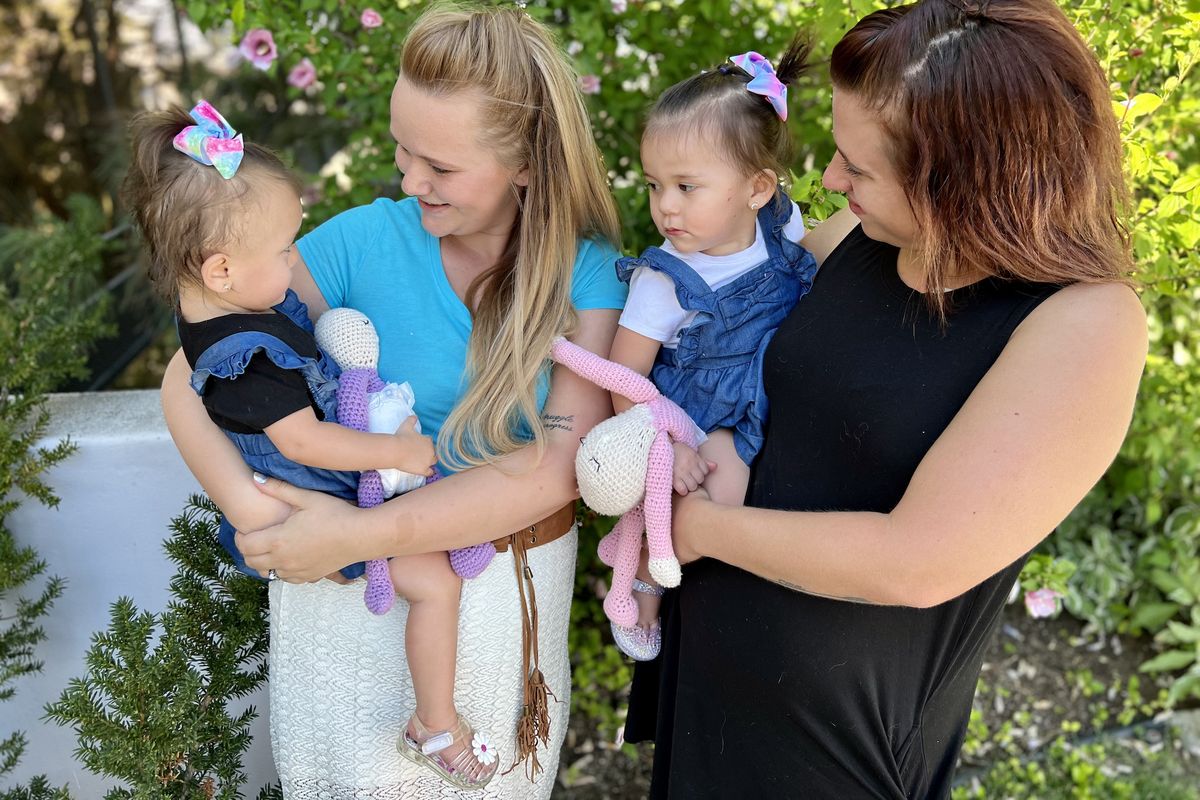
[159,5,622,797]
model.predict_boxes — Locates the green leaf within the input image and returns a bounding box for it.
[1165,620,1200,644]
[1139,649,1197,673]
[1168,174,1200,194]
[1130,601,1180,631]
[1123,92,1164,119]
[232,0,245,29]
[1157,194,1187,218]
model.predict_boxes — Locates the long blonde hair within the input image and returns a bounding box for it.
[401,4,621,470]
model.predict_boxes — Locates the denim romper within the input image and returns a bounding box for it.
[616,197,817,465]
[188,289,366,580]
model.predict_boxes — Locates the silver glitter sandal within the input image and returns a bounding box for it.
[611,578,666,661]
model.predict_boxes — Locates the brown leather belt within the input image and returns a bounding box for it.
[492,502,576,552]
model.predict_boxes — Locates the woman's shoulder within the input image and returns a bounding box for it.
[1010,281,1147,377]
[573,234,620,268]
[802,207,863,267]
[1022,280,1145,336]
[570,235,626,309]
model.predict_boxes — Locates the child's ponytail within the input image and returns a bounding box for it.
[644,33,813,189]
[773,34,813,90]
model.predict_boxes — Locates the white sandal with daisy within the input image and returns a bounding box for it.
[398,712,500,790]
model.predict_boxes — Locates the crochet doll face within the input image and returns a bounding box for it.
[314,307,381,371]
[576,405,658,515]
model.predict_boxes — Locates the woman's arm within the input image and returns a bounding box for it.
[289,253,329,320]
[673,282,1148,608]
[801,207,860,266]
[236,308,621,582]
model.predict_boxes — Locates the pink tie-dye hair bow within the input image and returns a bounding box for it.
[729,51,788,122]
[172,100,244,180]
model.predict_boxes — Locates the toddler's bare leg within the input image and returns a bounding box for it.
[388,553,461,732]
[698,429,750,507]
[633,545,662,629]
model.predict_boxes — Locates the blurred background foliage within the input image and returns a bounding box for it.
[0,0,1198,793]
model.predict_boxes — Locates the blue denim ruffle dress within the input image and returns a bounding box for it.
[617,196,818,465]
[188,289,366,579]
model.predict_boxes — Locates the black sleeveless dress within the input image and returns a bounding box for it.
[625,225,1061,799]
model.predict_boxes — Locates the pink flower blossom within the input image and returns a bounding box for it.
[611,0,628,12]
[238,28,277,71]
[287,58,317,89]
[1024,588,1062,619]
[360,8,383,28]
[578,74,601,95]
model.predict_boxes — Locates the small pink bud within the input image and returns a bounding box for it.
[578,74,601,95]
[287,58,317,89]
[1024,588,1061,619]
[360,8,383,28]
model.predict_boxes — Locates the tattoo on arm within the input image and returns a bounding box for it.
[541,414,575,432]
[775,579,875,605]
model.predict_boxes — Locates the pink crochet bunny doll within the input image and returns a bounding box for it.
[315,308,496,615]
[548,337,700,628]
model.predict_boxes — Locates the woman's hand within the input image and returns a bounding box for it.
[672,487,711,565]
[236,476,364,582]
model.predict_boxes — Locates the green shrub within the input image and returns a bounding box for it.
[45,498,276,800]
[1046,0,1200,703]
[0,195,112,798]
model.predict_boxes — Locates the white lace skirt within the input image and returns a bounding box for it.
[269,527,577,799]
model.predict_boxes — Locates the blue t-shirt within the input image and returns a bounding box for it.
[298,197,625,460]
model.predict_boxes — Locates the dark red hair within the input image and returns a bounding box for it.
[830,0,1132,314]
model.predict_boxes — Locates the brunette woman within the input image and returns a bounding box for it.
[625,2,1147,797]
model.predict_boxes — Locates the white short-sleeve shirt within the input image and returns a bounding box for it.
[619,201,806,348]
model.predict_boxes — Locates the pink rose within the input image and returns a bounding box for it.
[360,8,383,28]
[1024,587,1062,619]
[578,74,601,95]
[238,28,278,71]
[287,58,317,89]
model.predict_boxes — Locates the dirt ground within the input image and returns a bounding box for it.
[551,604,1200,799]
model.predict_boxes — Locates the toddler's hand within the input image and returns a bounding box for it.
[392,416,436,476]
[671,440,713,496]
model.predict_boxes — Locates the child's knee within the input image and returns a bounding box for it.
[396,553,461,604]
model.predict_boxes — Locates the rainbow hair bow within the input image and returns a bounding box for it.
[172,100,244,179]
[729,51,788,122]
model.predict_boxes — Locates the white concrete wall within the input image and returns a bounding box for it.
[4,390,277,795]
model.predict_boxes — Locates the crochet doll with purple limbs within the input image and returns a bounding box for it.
[314,308,495,614]
[548,337,700,627]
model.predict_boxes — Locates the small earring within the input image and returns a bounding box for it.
[750,202,759,210]
[222,283,231,291]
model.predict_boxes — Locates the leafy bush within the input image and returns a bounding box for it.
[1046,0,1200,703]
[0,196,112,797]
[45,498,277,800]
